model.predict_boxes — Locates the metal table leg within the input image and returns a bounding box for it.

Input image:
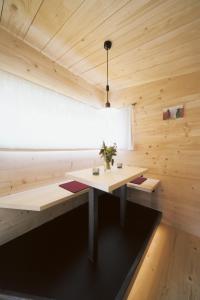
[88,187,99,262]
[120,185,127,227]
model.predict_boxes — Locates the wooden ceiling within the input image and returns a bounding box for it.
[0,0,199,91]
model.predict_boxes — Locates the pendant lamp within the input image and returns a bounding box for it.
[104,40,112,108]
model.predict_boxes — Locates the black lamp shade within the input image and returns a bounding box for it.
[105,101,111,108]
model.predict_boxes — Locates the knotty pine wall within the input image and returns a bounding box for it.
[0,27,104,108]
[0,70,199,244]
[113,71,200,237]
[0,150,101,246]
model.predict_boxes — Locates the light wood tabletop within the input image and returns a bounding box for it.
[67,165,147,193]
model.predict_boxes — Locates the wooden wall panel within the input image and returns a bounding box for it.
[1,0,199,90]
[1,0,43,37]
[127,224,200,300]
[0,26,104,107]
[0,150,101,196]
[114,71,200,237]
[24,0,83,50]
[82,18,200,89]
[70,12,200,89]
[42,0,129,61]
[0,150,101,246]
[0,0,3,17]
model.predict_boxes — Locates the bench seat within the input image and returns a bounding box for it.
[127,178,160,193]
[0,180,89,211]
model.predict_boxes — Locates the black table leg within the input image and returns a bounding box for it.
[88,187,99,262]
[120,185,127,227]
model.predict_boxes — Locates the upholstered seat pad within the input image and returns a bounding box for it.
[59,181,89,193]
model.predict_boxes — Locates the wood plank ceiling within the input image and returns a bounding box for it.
[0,0,199,91]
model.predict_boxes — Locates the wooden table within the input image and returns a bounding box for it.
[67,166,147,262]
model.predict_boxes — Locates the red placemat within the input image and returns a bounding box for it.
[59,181,89,193]
[130,177,147,185]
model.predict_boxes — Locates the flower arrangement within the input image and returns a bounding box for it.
[99,141,117,170]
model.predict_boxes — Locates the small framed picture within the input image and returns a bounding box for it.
[163,105,184,120]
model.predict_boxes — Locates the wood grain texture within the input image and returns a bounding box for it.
[1,0,43,38]
[0,0,3,21]
[0,0,199,89]
[0,150,101,196]
[0,26,104,107]
[66,0,200,79]
[47,0,200,90]
[24,0,83,50]
[0,180,89,211]
[115,71,200,237]
[67,166,147,192]
[81,18,200,89]
[58,0,151,68]
[42,0,130,61]
[128,223,200,300]
[0,150,100,246]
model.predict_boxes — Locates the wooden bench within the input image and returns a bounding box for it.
[127,177,160,193]
[0,176,160,211]
[0,180,89,211]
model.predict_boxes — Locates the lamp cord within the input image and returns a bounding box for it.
[107,49,108,87]
[106,49,109,103]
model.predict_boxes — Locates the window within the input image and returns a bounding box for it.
[0,70,133,150]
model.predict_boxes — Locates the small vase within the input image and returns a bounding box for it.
[104,160,111,171]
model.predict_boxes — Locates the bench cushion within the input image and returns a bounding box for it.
[59,181,89,193]
[127,178,160,193]
[130,177,147,185]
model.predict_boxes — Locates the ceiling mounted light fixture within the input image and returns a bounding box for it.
[104,40,112,108]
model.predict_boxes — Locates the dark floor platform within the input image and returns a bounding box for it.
[0,194,161,300]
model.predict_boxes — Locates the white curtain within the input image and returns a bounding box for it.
[0,70,133,150]
[99,106,133,149]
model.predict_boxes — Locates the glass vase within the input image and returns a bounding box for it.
[104,160,111,171]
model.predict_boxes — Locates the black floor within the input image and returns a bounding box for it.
[0,194,161,300]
